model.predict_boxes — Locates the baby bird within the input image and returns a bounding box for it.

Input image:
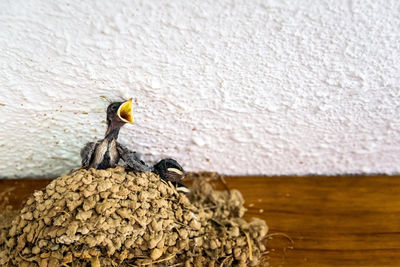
[80,99,187,191]
[153,158,190,194]
[81,99,134,169]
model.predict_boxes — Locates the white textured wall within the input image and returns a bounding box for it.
[0,0,399,178]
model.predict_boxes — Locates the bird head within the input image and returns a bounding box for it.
[106,98,134,130]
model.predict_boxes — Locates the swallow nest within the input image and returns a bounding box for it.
[0,166,268,266]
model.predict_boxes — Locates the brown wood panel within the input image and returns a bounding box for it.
[1,175,399,266]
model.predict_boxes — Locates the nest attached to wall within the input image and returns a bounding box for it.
[0,166,268,266]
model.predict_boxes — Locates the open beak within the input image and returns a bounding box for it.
[117,98,134,124]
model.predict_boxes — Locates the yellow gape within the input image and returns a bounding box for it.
[117,98,134,124]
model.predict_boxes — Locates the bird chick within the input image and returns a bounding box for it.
[80,98,188,192]
[153,158,190,193]
[81,99,134,169]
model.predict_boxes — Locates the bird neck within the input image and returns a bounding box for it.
[105,122,122,140]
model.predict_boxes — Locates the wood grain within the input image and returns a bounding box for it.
[1,175,399,267]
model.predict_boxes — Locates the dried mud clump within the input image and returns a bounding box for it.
[0,167,268,266]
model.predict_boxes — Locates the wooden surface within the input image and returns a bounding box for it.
[1,175,400,267]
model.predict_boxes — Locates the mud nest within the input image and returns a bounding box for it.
[0,166,268,266]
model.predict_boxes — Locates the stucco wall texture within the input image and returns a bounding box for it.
[0,0,399,178]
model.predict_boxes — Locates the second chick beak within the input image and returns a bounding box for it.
[117,98,134,124]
